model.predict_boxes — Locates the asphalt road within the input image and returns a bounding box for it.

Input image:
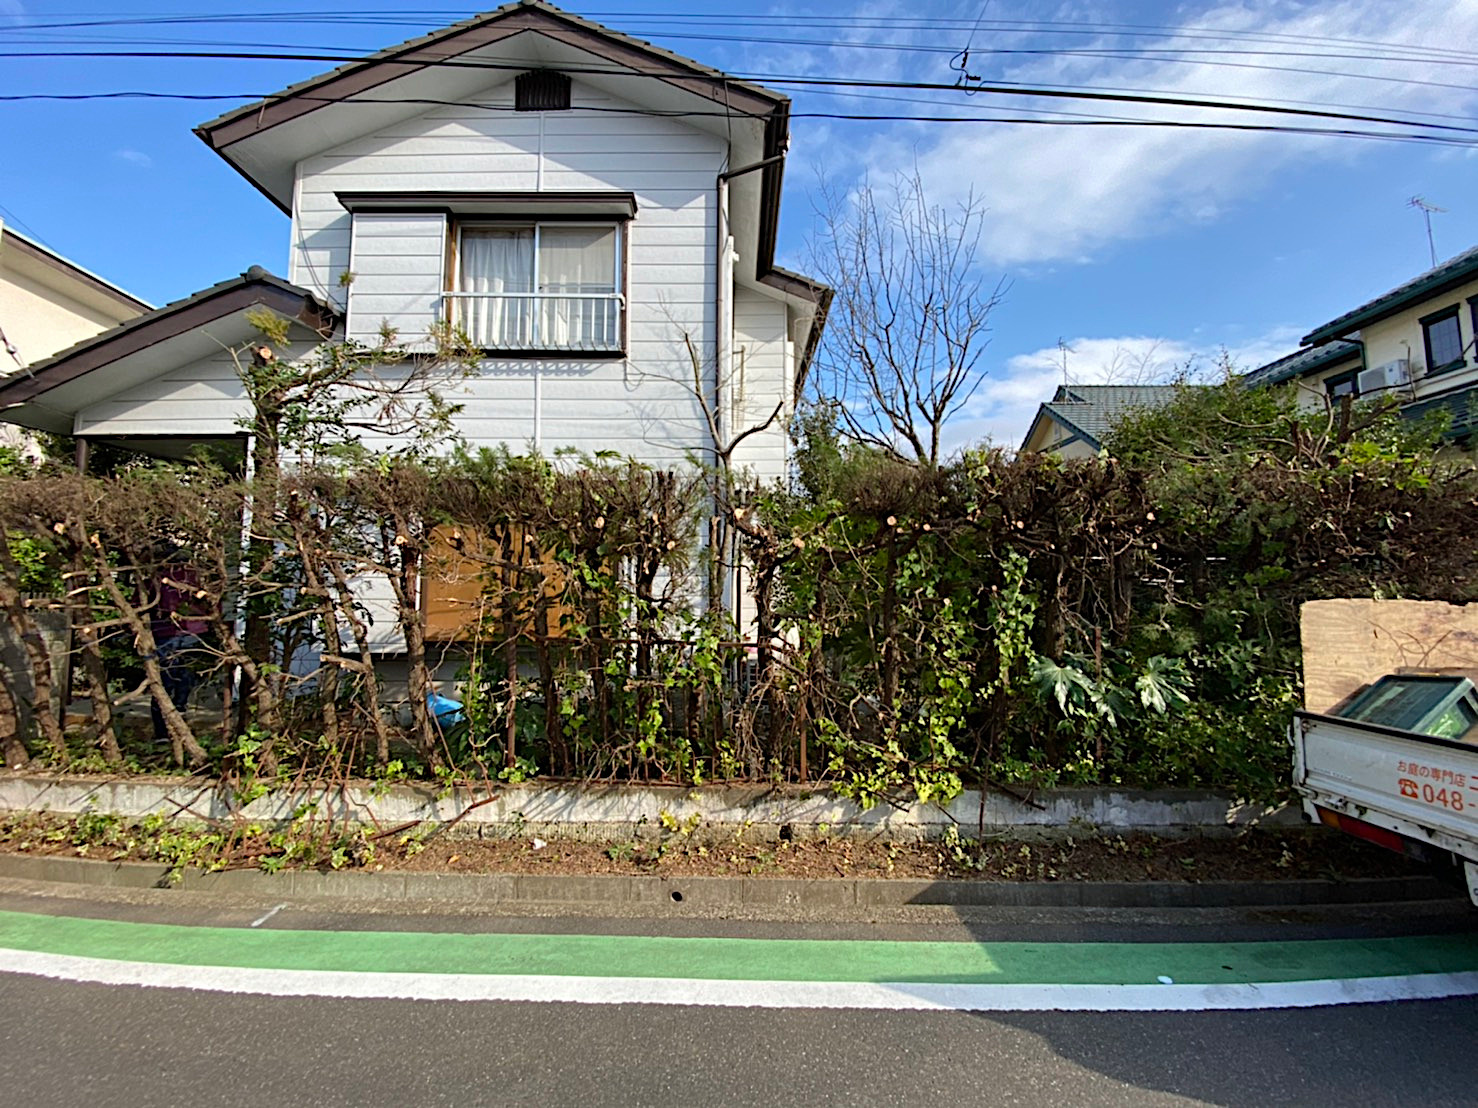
[0,883,1475,1107]
[2,973,1476,1107]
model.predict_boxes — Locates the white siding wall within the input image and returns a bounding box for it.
[730,284,791,483]
[291,78,731,468]
[74,349,248,436]
[346,212,446,349]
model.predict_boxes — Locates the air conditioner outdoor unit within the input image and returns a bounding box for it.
[1357,358,1411,395]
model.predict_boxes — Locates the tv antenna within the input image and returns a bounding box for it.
[1408,196,1446,268]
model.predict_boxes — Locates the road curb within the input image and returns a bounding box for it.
[0,852,1455,910]
[0,773,1301,841]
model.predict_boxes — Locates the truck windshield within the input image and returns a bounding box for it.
[1337,675,1478,739]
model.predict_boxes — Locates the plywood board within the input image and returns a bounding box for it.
[422,526,570,643]
[1300,599,1478,714]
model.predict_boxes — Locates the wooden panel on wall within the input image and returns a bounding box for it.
[422,525,571,643]
[1300,599,1478,714]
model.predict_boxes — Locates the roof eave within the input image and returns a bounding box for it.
[194,1,790,213]
[756,266,831,398]
[1025,404,1099,453]
[0,227,151,314]
[0,269,337,409]
[1302,262,1478,345]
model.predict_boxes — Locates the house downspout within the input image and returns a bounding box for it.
[714,153,786,620]
[713,174,734,619]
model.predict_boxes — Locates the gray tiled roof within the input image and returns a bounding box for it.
[1303,244,1478,345]
[1242,340,1361,389]
[1036,384,1182,449]
[1403,384,1478,442]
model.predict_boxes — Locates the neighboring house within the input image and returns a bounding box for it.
[1246,246,1478,443]
[0,222,149,451]
[1018,384,1181,458]
[0,0,828,638]
[1240,340,1362,395]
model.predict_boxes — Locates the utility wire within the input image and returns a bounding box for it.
[9,36,1478,112]
[788,80,1478,131]
[14,10,1478,65]
[11,23,1478,74]
[9,34,1478,119]
[0,48,1471,137]
[9,25,1478,69]
[0,90,1469,148]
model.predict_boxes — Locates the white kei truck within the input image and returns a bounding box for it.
[1293,673,1478,905]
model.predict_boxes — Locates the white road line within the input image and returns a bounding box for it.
[1,949,1477,1011]
[249,905,287,929]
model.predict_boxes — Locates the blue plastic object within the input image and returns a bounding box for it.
[427,691,466,731]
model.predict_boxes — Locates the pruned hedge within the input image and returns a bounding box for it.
[0,379,1472,804]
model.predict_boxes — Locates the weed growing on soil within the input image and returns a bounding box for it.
[0,811,1424,885]
[0,809,375,883]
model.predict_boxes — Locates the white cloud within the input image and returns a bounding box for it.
[831,0,1478,267]
[114,149,153,169]
[945,326,1304,452]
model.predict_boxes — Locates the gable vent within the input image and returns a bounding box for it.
[516,70,571,112]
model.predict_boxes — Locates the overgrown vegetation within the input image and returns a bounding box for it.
[0,322,1473,818]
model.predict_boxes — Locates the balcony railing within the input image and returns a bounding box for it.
[443,291,624,353]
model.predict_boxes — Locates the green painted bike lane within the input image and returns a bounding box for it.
[0,909,1475,985]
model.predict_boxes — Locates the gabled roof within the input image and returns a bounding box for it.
[194,0,793,282]
[196,0,783,148]
[0,267,336,425]
[1303,244,1478,346]
[1021,384,1180,454]
[202,1,792,231]
[1242,340,1361,389]
[0,224,151,316]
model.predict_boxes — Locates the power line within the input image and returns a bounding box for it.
[13,10,1478,66]
[0,203,48,246]
[9,31,1478,125]
[12,20,1478,76]
[11,31,1478,120]
[790,80,1478,132]
[9,24,1478,70]
[0,48,1471,138]
[0,89,1469,148]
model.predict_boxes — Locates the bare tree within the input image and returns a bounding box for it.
[809,171,1006,466]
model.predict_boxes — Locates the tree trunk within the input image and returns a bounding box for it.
[0,536,67,759]
[323,556,393,765]
[74,619,119,764]
[0,675,26,768]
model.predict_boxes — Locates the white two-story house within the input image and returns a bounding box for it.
[0,1,828,633]
[1245,245,1478,443]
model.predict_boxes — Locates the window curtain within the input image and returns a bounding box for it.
[459,228,533,347]
[539,227,618,349]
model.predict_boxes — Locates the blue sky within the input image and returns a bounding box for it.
[2,0,1477,448]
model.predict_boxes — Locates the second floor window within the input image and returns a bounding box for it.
[1422,307,1464,374]
[451,223,623,353]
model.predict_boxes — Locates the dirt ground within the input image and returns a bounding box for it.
[0,809,1426,883]
[376,827,1424,882]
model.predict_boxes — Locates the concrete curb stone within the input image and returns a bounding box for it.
[0,852,1453,911]
[0,773,1303,842]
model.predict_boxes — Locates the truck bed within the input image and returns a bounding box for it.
[1294,709,1478,896]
